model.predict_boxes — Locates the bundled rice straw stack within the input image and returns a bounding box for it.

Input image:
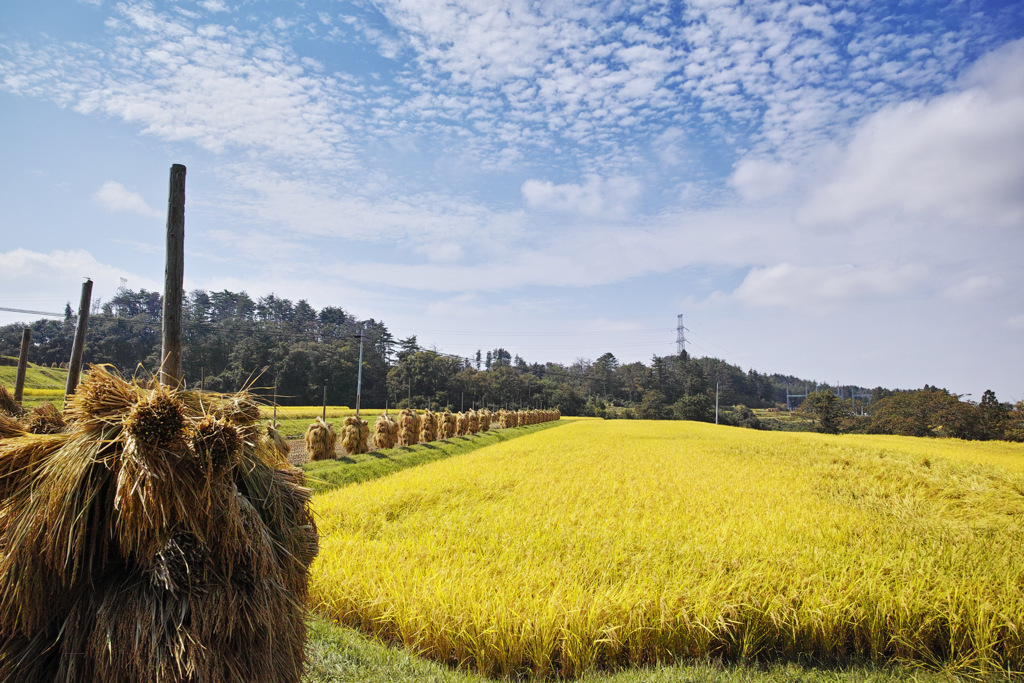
[456,412,469,436]
[478,408,491,432]
[438,411,457,440]
[268,422,291,458]
[304,416,337,461]
[23,402,66,434]
[518,409,529,426]
[467,410,479,434]
[419,410,437,443]
[0,387,23,417]
[0,365,318,682]
[397,408,420,446]
[341,416,369,455]
[372,414,397,450]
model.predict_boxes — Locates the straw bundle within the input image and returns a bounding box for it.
[0,364,318,682]
[341,416,369,455]
[268,422,291,458]
[0,413,27,440]
[517,409,529,426]
[304,417,337,461]
[478,408,491,432]
[397,408,420,446]
[456,412,470,436]
[0,386,23,417]
[373,414,398,450]
[23,402,66,434]
[467,410,480,434]
[419,410,437,443]
[438,411,457,440]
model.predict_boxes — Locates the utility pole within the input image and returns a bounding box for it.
[322,381,327,421]
[65,278,93,397]
[355,327,364,419]
[14,328,31,405]
[161,163,186,387]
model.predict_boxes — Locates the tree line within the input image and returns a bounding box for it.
[1,287,1020,441]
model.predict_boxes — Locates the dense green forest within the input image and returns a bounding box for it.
[2,287,1020,440]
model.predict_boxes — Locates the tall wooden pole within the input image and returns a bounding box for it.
[161,163,186,387]
[14,328,31,405]
[65,278,93,397]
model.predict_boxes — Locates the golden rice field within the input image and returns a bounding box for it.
[311,420,1024,679]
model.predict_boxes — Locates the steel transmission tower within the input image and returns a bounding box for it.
[676,314,689,355]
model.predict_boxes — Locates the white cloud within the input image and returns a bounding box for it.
[0,249,161,311]
[944,276,1003,302]
[198,0,228,12]
[521,175,641,219]
[95,181,161,217]
[731,263,929,313]
[801,38,1024,228]
[728,156,794,201]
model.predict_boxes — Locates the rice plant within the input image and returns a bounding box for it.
[311,420,1024,679]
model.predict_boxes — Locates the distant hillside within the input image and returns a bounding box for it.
[0,357,67,391]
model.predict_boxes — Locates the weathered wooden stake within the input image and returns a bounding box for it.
[65,278,93,397]
[161,163,186,387]
[14,328,31,405]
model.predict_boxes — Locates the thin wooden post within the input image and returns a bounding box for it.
[14,328,31,405]
[65,279,93,397]
[322,381,327,421]
[161,163,186,387]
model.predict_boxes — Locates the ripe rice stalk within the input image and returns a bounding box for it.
[304,417,337,461]
[398,408,420,446]
[373,414,397,450]
[419,410,437,443]
[0,386,23,417]
[0,364,318,682]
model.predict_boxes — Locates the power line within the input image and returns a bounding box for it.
[0,306,66,317]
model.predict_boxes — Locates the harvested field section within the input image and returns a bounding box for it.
[311,421,1024,679]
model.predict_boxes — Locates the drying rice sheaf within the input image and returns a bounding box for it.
[372,414,398,450]
[0,365,318,682]
[0,387,23,417]
[268,422,290,458]
[397,408,420,446]
[304,416,337,461]
[477,408,491,432]
[419,410,437,443]
[438,411,457,440]
[312,420,1024,679]
[341,416,369,455]
[455,412,470,437]
[466,410,479,434]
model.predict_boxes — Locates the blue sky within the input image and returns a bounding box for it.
[2,0,1023,400]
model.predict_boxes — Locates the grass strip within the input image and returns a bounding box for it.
[302,420,564,495]
[303,618,971,683]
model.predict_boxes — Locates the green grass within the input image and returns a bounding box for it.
[0,360,67,411]
[304,618,985,682]
[302,421,563,495]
